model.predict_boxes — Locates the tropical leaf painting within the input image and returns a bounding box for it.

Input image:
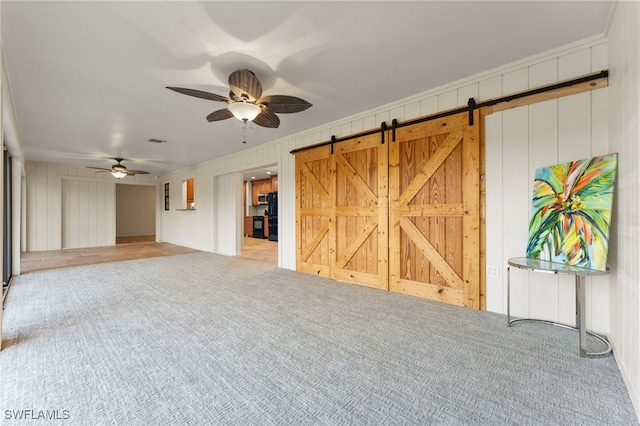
[526,154,617,271]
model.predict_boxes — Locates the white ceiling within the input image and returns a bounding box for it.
[2,1,612,177]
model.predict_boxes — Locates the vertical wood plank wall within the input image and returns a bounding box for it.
[61,179,115,249]
[214,172,243,256]
[25,162,156,251]
[484,44,610,333]
[608,0,640,416]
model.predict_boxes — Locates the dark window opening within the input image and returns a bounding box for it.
[3,147,12,287]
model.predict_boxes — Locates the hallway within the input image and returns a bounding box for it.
[238,237,278,266]
[20,242,198,274]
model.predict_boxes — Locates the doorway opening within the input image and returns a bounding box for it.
[116,184,156,244]
[239,164,278,265]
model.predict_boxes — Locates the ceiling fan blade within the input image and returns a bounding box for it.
[87,167,112,172]
[206,108,234,122]
[166,87,230,103]
[128,170,150,175]
[259,95,312,114]
[228,69,262,102]
[252,110,280,128]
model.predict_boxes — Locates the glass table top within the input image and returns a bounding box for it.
[508,257,609,276]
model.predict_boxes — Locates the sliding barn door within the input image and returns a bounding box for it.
[295,111,481,309]
[333,135,388,289]
[296,134,388,290]
[296,145,333,277]
[389,111,480,308]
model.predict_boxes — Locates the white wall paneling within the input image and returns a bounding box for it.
[27,162,60,251]
[608,0,640,419]
[21,175,26,253]
[214,172,243,257]
[25,162,157,251]
[438,90,458,111]
[502,68,529,94]
[499,106,531,320]
[527,100,560,324]
[487,90,611,332]
[528,59,558,88]
[61,178,115,249]
[478,76,502,101]
[483,113,503,313]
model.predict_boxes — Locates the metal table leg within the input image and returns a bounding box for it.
[507,263,612,358]
[507,265,511,326]
[576,275,612,358]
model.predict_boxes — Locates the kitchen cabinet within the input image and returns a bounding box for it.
[244,216,253,237]
[186,178,194,204]
[250,177,275,205]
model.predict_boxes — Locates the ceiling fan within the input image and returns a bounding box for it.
[88,158,150,179]
[166,69,312,128]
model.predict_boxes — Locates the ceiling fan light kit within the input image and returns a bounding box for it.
[167,69,312,129]
[110,169,128,179]
[87,158,150,179]
[227,101,262,122]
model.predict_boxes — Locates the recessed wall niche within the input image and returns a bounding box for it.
[182,177,195,209]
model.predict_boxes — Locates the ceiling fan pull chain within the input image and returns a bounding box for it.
[242,123,247,144]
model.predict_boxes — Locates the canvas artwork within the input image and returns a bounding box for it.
[526,153,617,271]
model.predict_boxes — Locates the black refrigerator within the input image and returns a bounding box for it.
[267,192,278,241]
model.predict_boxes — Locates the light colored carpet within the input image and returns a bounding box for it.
[1,252,637,425]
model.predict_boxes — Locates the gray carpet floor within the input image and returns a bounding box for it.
[1,252,637,425]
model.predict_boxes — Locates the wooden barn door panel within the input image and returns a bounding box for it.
[295,110,481,309]
[296,146,334,276]
[389,111,480,308]
[333,134,388,290]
